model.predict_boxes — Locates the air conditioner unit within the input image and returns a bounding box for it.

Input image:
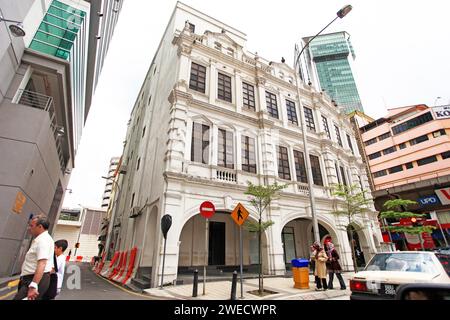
[130,206,141,218]
[119,165,127,174]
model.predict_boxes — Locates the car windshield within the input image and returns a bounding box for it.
[435,253,450,277]
[365,253,439,274]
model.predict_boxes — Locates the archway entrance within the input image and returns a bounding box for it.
[282,218,337,270]
[177,210,269,275]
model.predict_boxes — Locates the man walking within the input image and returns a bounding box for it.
[13,215,54,300]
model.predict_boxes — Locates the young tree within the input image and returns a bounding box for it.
[380,199,436,250]
[243,181,286,295]
[331,184,371,272]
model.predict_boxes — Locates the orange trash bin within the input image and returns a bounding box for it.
[291,259,310,289]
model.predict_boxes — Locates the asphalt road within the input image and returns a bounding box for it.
[56,262,154,300]
[1,263,155,300]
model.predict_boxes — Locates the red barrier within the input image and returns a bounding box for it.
[105,252,120,278]
[112,251,129,282]
[122,247,138,285]
[66,255,70,262]
[109,251,125,280]
[76,256,83,262]
[95,252,106,274]
[109,252,119,268]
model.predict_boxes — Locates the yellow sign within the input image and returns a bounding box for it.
[231,203,249,226]
[12,191,26,214]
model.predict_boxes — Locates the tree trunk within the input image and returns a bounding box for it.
[419,232,425,251]
[349,229,358,273]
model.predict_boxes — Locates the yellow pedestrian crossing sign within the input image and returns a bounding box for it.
[231,203,249,226]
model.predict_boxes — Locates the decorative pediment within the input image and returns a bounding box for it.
[204,30,242,49]
[269,61,295,75]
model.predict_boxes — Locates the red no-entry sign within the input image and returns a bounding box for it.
[200,201,215,219]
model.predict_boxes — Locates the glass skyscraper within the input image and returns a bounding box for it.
[303,32,363,114]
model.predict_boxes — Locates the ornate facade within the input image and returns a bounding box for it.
[108,2,382,288]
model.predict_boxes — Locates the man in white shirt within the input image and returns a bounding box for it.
[13,215,54,300]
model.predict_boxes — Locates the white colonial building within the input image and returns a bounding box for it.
[107,2,383,288]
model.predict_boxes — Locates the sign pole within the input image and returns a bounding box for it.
[199,201,216,297]
[239,224,243,299]
[160,236,167,289]
[160,215,172,289]
[203,218,208,295]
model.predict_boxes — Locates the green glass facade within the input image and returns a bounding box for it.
[29,0,88,151]
[30,0,85,60]
[307,32,363,114]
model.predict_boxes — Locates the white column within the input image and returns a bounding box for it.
[211,124,218,166]
[337,226,355,272]
[235,70,243,114]
[288,145,296,183]
[256,77,267,113]
[236,130,242,171]
[279,93,288,127]
[313,106,321,134]
[185,119,193,163]
[178,51,191,92]
[266,217,286,275]
[209,59,217,105]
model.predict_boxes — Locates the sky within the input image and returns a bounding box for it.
[63,0,450,209]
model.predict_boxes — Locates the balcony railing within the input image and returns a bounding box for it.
[59,212,81,221]
[16,89,66,172]
[215,167,237,183]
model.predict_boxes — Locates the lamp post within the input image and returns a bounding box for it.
[74,204,87,257]
[101,175,121,260]
[293,5,352,244]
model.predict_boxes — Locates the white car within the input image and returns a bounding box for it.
[350,251,450,300]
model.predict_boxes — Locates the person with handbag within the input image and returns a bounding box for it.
[325,242,346,290]
[310,241,328,291]
[43,239,68,299]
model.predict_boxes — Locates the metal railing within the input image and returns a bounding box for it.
[16,89,66,172]
[59,212,81,222]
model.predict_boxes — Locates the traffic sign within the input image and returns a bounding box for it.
[200,201,215,219]
[231,203,249,226]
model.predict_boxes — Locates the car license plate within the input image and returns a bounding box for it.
[384,284,396,296]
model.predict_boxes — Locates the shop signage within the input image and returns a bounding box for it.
[435,187,450,205]
[418,195,441,206]
[433,105,450,120]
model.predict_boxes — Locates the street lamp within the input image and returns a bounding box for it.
[0,10,26,37]
[101,175,121,260]
[74,204,87,257]
[293,5,352,244]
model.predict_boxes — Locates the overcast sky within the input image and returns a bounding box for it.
[63,0,450,209]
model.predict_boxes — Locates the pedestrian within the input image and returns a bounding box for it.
[326,242,346,290]
[13,215,54,300]
[310,241,328,291]
[43,239,68,299]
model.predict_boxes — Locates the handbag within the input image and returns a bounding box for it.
[43,254,59,300]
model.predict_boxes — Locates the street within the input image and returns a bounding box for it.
[1,263,156,300]
[57,263,155,300]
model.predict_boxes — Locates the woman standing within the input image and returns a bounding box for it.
[310,242,328,291]
[326,242,346,290]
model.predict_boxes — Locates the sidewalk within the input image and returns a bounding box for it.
[144,273,353,300]
[0,276,20,300]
